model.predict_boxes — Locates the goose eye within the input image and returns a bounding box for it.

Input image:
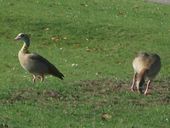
[20,34,24,37]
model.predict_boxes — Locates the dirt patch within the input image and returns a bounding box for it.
[146,0,170,4]
[1,79,169,106]
[79,79,129,94]
[77,78,170,105]
[2,88,63,104]
[79,78,169,94]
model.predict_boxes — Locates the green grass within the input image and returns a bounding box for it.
[0,0,170,127]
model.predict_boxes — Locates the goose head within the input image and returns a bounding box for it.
[15,33,30,46]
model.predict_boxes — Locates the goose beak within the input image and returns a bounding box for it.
[14,36,21,40]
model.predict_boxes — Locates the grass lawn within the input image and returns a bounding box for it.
[0,0,170,127]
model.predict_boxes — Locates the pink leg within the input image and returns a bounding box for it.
[40,74,44,82]
[32,75,36,83]
[144,80,151,95]
[131,72,137,92]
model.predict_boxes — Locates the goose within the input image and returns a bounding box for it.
[131,52,161,95]
[15,33,64,83]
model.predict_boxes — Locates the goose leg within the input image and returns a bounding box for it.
[32,75,36,83]
[40,74,44,82]
[131,72,137,92]
[144,80,151,95]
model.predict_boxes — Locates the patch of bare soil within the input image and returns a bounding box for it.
[1,88,63,104]
[78,78,170,105]
[1,79,169,106]
[79,79,129,94]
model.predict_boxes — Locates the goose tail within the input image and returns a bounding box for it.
[49,65,64,80]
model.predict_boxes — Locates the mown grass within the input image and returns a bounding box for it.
[0,0,170,128]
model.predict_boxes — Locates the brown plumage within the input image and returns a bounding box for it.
[131,52,161,95]
[15,33,64,83]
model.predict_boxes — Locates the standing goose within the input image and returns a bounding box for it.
[131,52,161,95]
[15,33,64,83]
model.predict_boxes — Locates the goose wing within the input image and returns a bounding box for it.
[29,53,64,80]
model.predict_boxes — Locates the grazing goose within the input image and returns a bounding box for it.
[15,33,64,83]
[131,52,161,95]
